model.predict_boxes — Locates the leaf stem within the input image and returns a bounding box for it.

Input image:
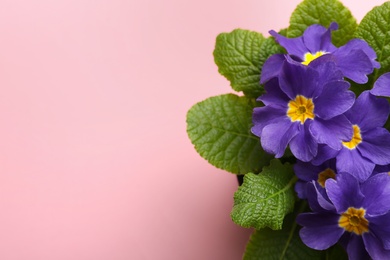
[279,200,307,260]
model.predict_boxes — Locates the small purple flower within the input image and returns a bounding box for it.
[297,172,390,259]
[252,60,354,162]
[294,159,337,199]
[261,23,380,84]
[313,91,390,182]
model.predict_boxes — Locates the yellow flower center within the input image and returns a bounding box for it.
[317,168,336,188]
[287,95,315,124]
[342,125,362,149]
[301,51,327,66]
[339,207,369,235]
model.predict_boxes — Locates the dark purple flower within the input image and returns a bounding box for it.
[261,23,380,84]
[313,91,390,182]
[297,172,390,259]
[294,159,337,199]
[252,60,354,162]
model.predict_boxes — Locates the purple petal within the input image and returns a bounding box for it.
[289,121,318,162]
[344,91,390,130]
[363,232,390,260]
[297,213,343,250]
[362,173,390,215]
[338,39,380,69]
[260,119,299,158]
[326,172,364,213]
[294,181,307,199]
[269,30,307,59]
[304,182,323,211]
[311,144,339,165]
[371,72,390,97]
[310,115,353,150]
[333,48,375,84]
[285,53,307,66]
[338,233,350,252]
[320,22,338,51]
[336,148,375,182]
[358,127,390,165]
[308,53,336,68]
[313,81,354,120]
[252,105,287,136]
[367,212,390,250]
[279,61,321,99]
[305,181,335,212]
[259,78,290,107]
[347,235,371,260]
[302,23,338,53]
[260,54,286,84]
[294,160,327,182]
[294,160,336,200]
[309,59,343,82]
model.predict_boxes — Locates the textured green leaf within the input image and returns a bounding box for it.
[287,0,357,47]
[231,160,297,229]
[355,2,390,87]
[213,29,284,98]
[278,28,288,37]
[243,207,323,260]
[186,94,272,174]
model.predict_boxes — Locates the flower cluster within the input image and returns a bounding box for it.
[252,23,390,259]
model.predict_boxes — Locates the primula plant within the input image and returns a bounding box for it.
[186,0,390,259]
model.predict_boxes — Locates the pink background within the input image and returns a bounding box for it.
[0,0,387,259]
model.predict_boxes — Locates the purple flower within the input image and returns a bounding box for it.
[294,159,337,199]
[313,91,390,182]
[261,23,380,84]
[252,60,354,162]
[297,172,390,259]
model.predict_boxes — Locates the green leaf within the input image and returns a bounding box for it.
[186,94,272,174]
[231,159,297,229]
[326,244,348,260]
[355,2,390,87]
[385,111,390,131]
[347,79,370,97]
[287,0,357,47]
[213,29,284,98]
[278,28,288,37]
[243,205,323,260]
